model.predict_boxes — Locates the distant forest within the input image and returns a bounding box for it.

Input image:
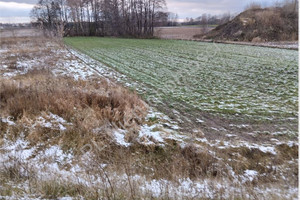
[31,0,167,37]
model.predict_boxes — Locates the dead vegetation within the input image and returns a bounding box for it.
[0,70,148,147]
[0,36,63,78]
[0,75,297,198]
[197,2,298,42]
[0,121,297,199]
[0,33,298,199]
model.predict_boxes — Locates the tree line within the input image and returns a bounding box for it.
[181,13,233,27]
[31,0,166,37]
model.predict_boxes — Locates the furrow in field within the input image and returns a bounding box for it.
[64,37,298,136]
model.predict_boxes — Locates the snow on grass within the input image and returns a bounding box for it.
[271,130,297,137]
[0,41,102,81]
[196,118,205,123]
[112,129,131,147]
[146,108,180,130]
[0,137,35,162]
[138,175,298,199]
[229,124,250,128]
[0,136,91,198]
[242,170,258,182]
[2,71,21,77]
[42,145,73,164]
[0,58,37,78]
[138,124,165,144]
[213,140,277,155]
[61,57,95,80]
[1,113,71,132]
[1,116,16,126]
[32,112,71,131]
[139,177,218,199]
[64,37,298,125]
[225,134,237,138]
[0,129,297,199]
[0,196,42,200]
[254,145,277,155]
[0,136,79,181]
[58,197,73,200]
[0,112,293,157]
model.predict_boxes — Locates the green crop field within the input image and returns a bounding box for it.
[64,37,298,133]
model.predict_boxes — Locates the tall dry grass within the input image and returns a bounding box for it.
[1,70,147,125]
[0,70,148,149]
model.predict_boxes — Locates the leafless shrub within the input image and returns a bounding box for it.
[245,2,262,10]
[256,9,285,29]
[281,0,298,14]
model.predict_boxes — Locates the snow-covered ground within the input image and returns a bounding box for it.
[0,132,298,199]
[0,36,298,199]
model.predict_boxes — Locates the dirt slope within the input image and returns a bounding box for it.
[198,7,298,42]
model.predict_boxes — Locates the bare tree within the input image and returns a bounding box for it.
[31,0,66,36]
[31,0,166,37]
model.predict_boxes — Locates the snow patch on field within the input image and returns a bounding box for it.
[32,112,72,131]
[61,58,95,80]
[139,178,218,199]
[211,139,277,155]
[1,113,72,135]
[112,129,131,147]
[0,129,298,199]
[1,138,35,161]
[139,124,165,144]
[242,170,258,182]
[1,116,16,126]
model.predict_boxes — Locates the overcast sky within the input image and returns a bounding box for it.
[0,0,277,23]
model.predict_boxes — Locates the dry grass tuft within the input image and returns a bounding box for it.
[0,71,148,148]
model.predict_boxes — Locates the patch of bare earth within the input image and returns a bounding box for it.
[0,30,298,199]
[154,26,214,40]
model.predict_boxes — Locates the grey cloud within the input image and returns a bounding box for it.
[0,1,34,18]
[0,8,31,17]
[166,0,276,18]
[0,0,277,20]
[0,0,37,4]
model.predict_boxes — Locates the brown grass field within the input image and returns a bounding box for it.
[154,26,214,40]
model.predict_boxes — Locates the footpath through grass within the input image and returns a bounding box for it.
[64,37,298,126]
